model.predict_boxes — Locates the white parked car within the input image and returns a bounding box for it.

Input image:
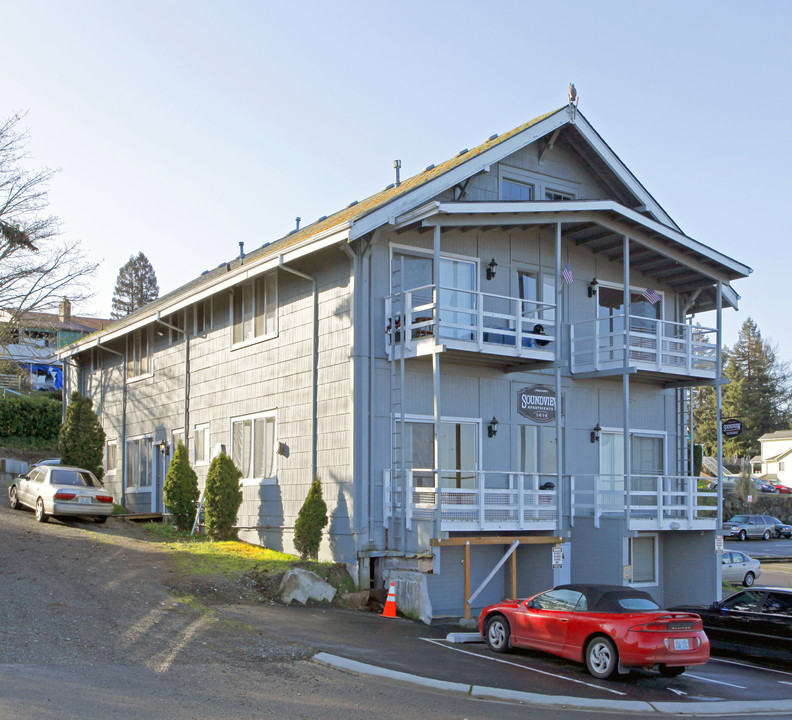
[8,465,114,523]
[721,550,761,587]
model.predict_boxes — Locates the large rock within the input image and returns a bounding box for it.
[382,570,433,625]
[278,568,336,605]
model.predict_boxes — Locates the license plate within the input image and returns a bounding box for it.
[79,496,92,504]
[673,638,690,651]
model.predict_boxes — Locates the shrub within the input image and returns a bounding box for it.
[294,475,328,560]
[693,444,703,478]
[204,453,242,541]
[58,391,105,479]
[0,395,61,439]
[162,441,200,532]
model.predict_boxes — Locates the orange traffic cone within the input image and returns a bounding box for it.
[382,581,397,618]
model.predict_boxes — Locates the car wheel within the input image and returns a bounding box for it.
[35,498,49,523]
[762,530,771,541]
[94,515,108,524]
[743,571,755,587]
[9,486,21,510]
[785,533,792,539]
[585,635,618,679]
[659,665,686,677]
[484,614,511,654]
[775,530,782,539]
[738,530,747,541]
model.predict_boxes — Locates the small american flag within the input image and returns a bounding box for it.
[561,262,573,285]
[641,287,661,305]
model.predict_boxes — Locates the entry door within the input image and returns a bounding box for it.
[439,258,476,341]
[600,432,665,495]
[404,420,478,488]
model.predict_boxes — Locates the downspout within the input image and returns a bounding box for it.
[365,230,378,544]
[97,339,126,505]
[623,236,631,534]
[716,283,724,532]
[279,256,318,480]
[156,313,189,458]
[554,223,563,527]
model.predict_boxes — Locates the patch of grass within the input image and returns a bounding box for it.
[112,503,131,515]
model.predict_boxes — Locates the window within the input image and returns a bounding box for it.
[517,269,555,322]
[105,441,118,474]
[780,462,785,471]
[232,413,276,481]
[518,425,557,475]
[127,328,150,379]
[194,423,210,465]
[629,535,657,584]
[402,419,478,488]
[126,437,153,487]
[232,274,277,346]
[501,178,534,201]
[532,588,582,611]
[545,189,574,201]
[194,298,211,335]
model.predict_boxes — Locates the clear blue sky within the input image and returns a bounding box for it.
[3,1,790,360]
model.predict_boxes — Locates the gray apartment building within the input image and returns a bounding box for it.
[59,104,750,619]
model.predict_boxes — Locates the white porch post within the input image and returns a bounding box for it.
[433,225,443,538]
[716,281,724,598]
[555,222,563,523]
[623,236,631,528]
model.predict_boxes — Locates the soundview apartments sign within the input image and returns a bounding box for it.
[517,385,557,423]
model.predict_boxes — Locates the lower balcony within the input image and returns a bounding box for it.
[383,469,559,533]
[570,474,717,531]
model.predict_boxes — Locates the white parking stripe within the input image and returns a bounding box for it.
[419,638,627,696]
[685,672,746,689]
[710,657,792,677]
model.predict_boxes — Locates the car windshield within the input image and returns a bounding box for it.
[617,597,661,610]
[50,469,102,488]
[729,516,750,523]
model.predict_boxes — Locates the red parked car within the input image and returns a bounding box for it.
[770,483,791,495]
[479,584,710,679]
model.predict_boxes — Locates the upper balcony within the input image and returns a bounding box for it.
[570,316,717,382]
[385,285,556,367]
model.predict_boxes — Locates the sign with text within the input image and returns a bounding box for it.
[715,535,724,555]
[517,385,557,423]
[552,545,563,569]
[722,418,743,437]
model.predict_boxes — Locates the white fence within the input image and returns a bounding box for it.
[570,316,717,377]
[384,469,559,532]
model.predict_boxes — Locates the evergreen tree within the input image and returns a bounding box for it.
[58,391,106,479]
[294,476,328,560]
[111,252,160,319]
[693,318,792,458]
[204,453,242,541]
[162,441,200,532]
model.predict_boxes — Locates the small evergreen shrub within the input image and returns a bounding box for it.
[204,453,242,541]
[162,441,200,532]
[294,475,328,560]
[58,392,106,479]
[693,444,703,478]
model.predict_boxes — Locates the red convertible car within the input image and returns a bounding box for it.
[478,584,710,679]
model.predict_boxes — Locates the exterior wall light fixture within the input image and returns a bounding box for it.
[487,258,498,280]
[488,416,499,438]
[588,278,599,298]
[158,440,170,455]
[590,423,601,443]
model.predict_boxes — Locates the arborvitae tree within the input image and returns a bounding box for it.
[162,441,200,532]
[58,391,106,479]
[111,252,160,319]
[693,318,792,458]
[204,453,242,541]
[293,476,328,560]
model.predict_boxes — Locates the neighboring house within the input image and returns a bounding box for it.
[757,430,792,487]
[0,299,111,390]
[58,103,750,617]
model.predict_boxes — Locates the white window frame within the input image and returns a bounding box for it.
[231,273,278,350]
[126,327,153,382]
[599,428,668,476]
[194,423,210,466]
[596,281,665,322]
[629,533,659,587]
[194,297,212,336]
[125,434,153,492]
[498,165,579,202]
[514,264,556,322]
[230,411,277,486]
[105,440,118,475]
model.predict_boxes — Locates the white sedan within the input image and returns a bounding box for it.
[8,465,113,523]
[721,550,762,587]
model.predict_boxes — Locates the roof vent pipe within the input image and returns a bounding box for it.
[394,159,401,186]
[295,216,301,230]
[239,241,245,262]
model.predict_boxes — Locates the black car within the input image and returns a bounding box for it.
[671,588,792,663]
[767,516,792,538]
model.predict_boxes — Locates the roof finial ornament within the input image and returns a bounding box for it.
[568,82,579,121]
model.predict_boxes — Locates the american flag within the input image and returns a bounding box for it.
[561,262,573,285]
[641,287,661,305]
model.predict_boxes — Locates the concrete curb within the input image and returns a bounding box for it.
[312,652,792,715]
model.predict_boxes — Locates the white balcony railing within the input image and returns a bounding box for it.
[570,474,717,531]
[385,285,556,361]
[383,469,559,532]
[570,316,717,378]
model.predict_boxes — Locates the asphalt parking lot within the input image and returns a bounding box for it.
[725,535,792,558]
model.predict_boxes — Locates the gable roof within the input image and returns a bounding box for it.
[759,430,792,442]
[59,105,750,356]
